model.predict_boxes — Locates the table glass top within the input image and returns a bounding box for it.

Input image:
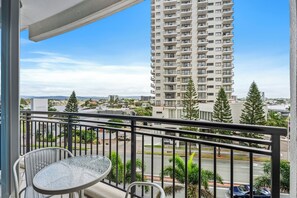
[33,155,111,193]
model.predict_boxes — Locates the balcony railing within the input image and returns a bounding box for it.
[19,111,286,198]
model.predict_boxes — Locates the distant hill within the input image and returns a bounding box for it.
[20,95,141,100]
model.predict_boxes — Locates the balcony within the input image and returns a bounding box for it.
[163,0,178,6]
[197,0,208,5]
[223,1,234,8]
[180,9,192,15]
[0,1,293,197]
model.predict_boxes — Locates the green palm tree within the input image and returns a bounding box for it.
[255,160,290,193]
[107,151,147,189]
[159,153,223,198]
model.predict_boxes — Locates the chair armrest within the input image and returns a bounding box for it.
[125,182,165,198]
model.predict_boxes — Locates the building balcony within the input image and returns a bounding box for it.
[222,9,234,16]
[180,9,192,14]
[197,16,208,22]
[197,55,208,61]
[222,41,234,46]
[197,40,208,46]
[223,1,234,8]
[164,23,177,30]
[163,39,177,45]
[163,31,177,36]
[181,17,192,23]
[164,7,178,14]
[197,0,208,5]
[164,56,177,61]
[223,25,234,31]
[164,14,178,21]
[163,0,178,6]
[181,32,192,38]
[180,48,192,54]
[198,47,208,52]
[181,25,192,31]
[181,41,192,47]
[223,33,233,39]
[197,32,208,38]
[223,17,234,24]
[198,23,208,30]
[164,47,178,52]
[197,7,207,14]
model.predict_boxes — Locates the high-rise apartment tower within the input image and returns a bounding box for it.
[151,0,234,119]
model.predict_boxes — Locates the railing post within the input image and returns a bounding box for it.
[271,134,280,198]
[25,112,31,153]
[67,115,73,154]
[130,119,136,197]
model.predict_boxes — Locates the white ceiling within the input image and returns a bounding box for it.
[20,0,83,30]
[8,0,143,41]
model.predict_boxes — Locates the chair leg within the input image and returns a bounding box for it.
[79,190,84,198]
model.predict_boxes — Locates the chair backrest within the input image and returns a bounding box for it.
[13,147,73,198]
[125,182,165,198]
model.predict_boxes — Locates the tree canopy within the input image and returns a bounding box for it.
[240,82,266,125]
[183,79,199,120]
[213,87,232,123]
[64,91,78,113]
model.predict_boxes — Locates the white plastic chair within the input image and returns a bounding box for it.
[13,147,74,198]
[125,182,165,198]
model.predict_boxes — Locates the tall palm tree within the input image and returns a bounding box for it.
[159,153,223,198]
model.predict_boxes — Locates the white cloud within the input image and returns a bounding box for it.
[233,53,289,98]
[20,52,151,96]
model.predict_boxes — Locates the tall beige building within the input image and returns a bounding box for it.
[151,0,234,119]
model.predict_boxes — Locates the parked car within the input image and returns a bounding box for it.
[227,185,271,198]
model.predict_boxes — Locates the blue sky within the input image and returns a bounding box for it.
[20,0,289,98]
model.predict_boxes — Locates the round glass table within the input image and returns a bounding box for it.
[33,155,111,197]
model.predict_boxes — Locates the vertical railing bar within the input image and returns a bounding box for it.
[214,146,217,198]
[185,142,188,198]
[25,112,30,153]
[79,125,82,156]
[22,118,24,154]
[74,125,77,156]
[34,121,37,150]
[39,121,41,149]
[124,131,127,189]
[50,122,53,147]
[151,136,154,198]
[90,127,93,155]
[31,119,34,151]
[161,138,164,189]
[230,149,234,198]
[43,122,46,148]
[131,119,137,198]
[45,122,49,147]
[67,115,73,154]
[84,126,87,155]
[109,128,112,184]
[141,134,144,196]
[198,143,201,198]
[103,129,105,156]
[96,128,99,155]
[249,152,253,198]
[173,139,176,198]
[271,134,280,198]
[116,130,119,187]
[59,122,61,149]
[54,123,57,147]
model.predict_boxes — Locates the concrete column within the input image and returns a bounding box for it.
[290,0,297,197]
[1,0,20,197]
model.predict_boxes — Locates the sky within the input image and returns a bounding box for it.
[20,0,290,98]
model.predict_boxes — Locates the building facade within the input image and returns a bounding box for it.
[151,0,234,118]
